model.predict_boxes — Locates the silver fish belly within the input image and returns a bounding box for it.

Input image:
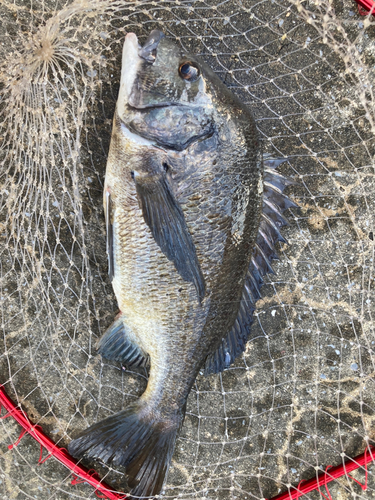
[68,30,297,499]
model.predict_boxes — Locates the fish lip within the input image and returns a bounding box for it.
[138,29,165,63]
[117,32,141,109]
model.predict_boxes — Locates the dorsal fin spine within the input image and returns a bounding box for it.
[261,213,287,244]
[263,198,289,226]
[255,242,275,275]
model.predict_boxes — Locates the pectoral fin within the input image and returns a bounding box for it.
[134,171,205,303]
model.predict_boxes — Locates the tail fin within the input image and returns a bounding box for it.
[68,400,184,499]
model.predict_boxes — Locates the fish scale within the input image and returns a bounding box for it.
[114,209,185,360]
[68,29,296,499]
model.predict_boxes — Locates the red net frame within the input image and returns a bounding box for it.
[0,386,127,500]
[268,448,375,500]
[354,0,375,14]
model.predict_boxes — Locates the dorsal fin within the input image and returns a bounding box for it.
[204,157,297,375]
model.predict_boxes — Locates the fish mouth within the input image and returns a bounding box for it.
[119,31,192,113]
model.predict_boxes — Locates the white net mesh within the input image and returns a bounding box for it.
[0,0,375,498]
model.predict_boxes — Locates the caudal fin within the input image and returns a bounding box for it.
[68,400,184,499]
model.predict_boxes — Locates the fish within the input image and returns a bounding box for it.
[68,29,297,499]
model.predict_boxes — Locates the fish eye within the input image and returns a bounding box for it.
[179,62,200,82]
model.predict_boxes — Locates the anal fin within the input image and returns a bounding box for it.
[98,316,149,368]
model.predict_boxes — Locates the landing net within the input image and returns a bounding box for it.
[0,1,374,498]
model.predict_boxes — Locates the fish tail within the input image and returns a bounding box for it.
[68,399,185,499]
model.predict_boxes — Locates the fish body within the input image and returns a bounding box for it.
[69,30,296,498]
[104,31,261,405]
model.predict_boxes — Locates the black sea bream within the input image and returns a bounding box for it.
[68,30,297,498]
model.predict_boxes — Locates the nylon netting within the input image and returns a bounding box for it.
[0,0,374,498]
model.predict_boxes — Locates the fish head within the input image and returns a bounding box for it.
[117,30,215,151]
[120,29,210,109]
